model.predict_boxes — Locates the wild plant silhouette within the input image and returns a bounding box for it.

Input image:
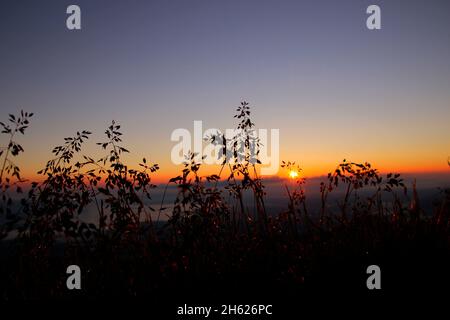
[0,103,449,299]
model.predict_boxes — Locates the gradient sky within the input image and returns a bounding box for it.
[1,0,450,181]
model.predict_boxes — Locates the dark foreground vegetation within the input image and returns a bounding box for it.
[0,103,449,302]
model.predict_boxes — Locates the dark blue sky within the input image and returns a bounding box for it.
[1,0,449,178]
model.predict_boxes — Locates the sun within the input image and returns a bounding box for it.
[289,170,299,179]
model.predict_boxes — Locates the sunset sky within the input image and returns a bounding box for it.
[1,0,450,182]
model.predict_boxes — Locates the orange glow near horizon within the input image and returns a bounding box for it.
[14,158,450,186]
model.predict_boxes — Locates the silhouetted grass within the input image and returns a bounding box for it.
[0,103,449,300]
